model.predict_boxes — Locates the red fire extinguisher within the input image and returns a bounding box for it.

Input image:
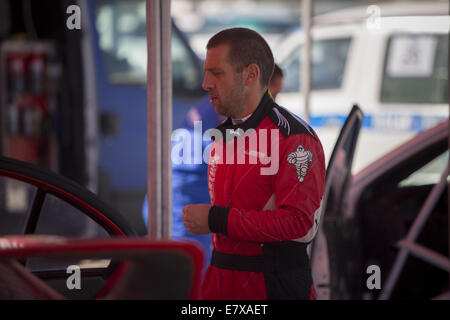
[29,46,46,95]
[6,51,27,95]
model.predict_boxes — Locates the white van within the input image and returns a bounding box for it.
[275,2,449,172]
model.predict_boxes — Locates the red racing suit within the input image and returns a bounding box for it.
[202,92,326,299]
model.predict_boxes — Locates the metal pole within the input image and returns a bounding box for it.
[161,0,172,239]
[79,0,99,194]
[146,0,161,238]
[397,240,450,272]
[379,166,449,299]
[301,0,312,123]
[146,0,172,239]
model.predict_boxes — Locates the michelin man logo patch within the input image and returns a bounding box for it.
[287,145,313,183]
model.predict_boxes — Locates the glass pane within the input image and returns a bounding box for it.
[96,0,147,84]
[27,193,110,271]
[281,46,300,92]
[0,176,36,235]
[172,30,200,92]
[26,256,111,272]
[95,0,201,91]
[281,37,351,92]
[399,150,449,187]
[34,193,109,239]
[381,34,448,103]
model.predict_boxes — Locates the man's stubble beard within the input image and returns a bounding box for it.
[215,76,247,119]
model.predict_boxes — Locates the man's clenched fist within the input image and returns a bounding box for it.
[181,204,212,235]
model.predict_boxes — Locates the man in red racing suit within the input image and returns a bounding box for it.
[182,28,325,300]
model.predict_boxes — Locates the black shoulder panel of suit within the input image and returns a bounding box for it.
[214,91,317,141]
[268,102,318,140]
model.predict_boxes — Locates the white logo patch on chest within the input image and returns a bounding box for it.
[287,145,313,183]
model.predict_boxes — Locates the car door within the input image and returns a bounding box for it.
[0,156,136,299]
[345,120,449,300]
[309,104,364,300]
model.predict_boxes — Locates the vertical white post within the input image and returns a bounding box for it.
[79,0,99,194]
[146,0,172,239]
[161,0,172,239]
[301,0,312,123]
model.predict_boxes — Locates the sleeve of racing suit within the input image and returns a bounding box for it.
[209,132,326,243]
[208,205,230,236]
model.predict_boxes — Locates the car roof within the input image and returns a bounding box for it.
[314,1,449,25]
[275,14,449,62]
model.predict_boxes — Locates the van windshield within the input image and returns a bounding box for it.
[94,0,201,90]
[281,37,351,92]
[380,34,448,104]
[95,0,147,83]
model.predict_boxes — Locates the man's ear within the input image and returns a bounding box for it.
[244,64,260,86]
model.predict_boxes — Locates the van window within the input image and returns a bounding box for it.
[172,30,202,92]
[95,0,201,90]
[281,37,351,92]
[96,0,147,84]
[380,34,448,103]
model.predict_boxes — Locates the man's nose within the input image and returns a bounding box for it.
[202,73,213,91]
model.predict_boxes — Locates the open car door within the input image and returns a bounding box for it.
[310,105,364,300]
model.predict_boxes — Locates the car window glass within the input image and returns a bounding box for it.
[26,256,111,272]
[96,0,147,84]
[281,37,351,92]
[0,176,36,235]
[172,30,200,92]
[325,107,362,213]
[380,34,448,103]
[95,0,200,92]
[34,193,110,239]
[27,193,110,271]
[398,150,449,188]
